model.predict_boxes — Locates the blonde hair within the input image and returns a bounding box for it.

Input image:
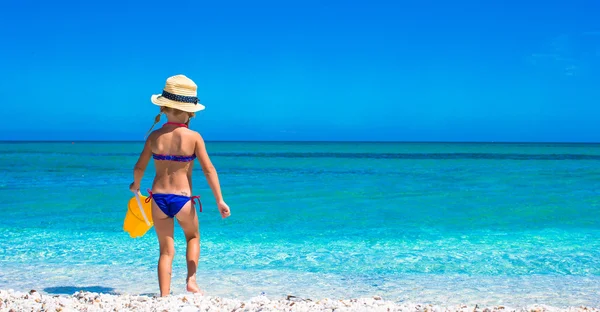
[145,106,196,138]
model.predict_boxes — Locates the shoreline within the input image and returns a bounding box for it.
[1,289,598,312]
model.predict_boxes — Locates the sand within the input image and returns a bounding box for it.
[1,289,598,312]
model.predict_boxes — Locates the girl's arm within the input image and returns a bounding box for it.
[130,135,153,192]
[195,133,231,218]
[194,133,224,203]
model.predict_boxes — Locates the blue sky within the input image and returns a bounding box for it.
[1,0,599,142]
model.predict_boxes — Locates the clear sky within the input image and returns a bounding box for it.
[1,0,599,142]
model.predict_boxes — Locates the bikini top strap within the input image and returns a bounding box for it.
[165,121,188,128]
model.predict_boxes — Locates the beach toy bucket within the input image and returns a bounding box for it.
[123,192,154,238]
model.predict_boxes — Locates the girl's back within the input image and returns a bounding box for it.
[150,123,199,193]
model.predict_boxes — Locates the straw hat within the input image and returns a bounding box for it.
[150,74,205,112]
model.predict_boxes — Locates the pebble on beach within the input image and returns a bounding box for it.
[0,289,598,312]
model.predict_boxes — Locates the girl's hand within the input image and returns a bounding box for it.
[129,182,140,193]
[217,201,231,219]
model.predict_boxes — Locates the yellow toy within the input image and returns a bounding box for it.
[123,192,154,238]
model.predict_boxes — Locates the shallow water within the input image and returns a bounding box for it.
[0,141,599,307]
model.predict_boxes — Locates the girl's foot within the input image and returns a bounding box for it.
[186,275,204,295]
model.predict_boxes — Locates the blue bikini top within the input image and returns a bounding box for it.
[151,122,196,162]
[152,154,196,162]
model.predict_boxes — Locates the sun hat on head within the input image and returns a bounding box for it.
[150,74,205,112]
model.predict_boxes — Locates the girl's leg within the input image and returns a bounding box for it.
[175,201,202,294]
[152,202,175,297]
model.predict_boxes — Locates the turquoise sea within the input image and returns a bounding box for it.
[0,141,599,307]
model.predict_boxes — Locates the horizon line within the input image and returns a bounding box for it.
[0,140,599,144]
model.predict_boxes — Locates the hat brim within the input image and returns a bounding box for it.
[151,94,206,112]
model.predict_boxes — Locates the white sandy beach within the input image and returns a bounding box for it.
[1,289,598,312]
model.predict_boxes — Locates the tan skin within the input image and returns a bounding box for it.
[129,107,231,297]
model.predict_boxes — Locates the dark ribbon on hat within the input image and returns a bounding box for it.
[161,90,199,104]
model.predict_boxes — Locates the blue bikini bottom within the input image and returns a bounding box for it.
[146,190,202,218]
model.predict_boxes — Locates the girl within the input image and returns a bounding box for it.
[129,74,231,297]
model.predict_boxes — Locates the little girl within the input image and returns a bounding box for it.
[129,74,231,297]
